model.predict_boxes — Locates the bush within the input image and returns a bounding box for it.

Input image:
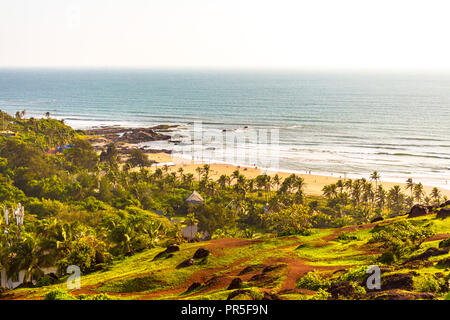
[310,288,331,300]
[265,204,312,236]
[337,232,359,241]
[77,293,113,300]
[414,274,445,293]
[439,238,450,248]
[370,221,434,263]
[297,271,331,291]
[44,289,75,300]
[339,266,368,282]
[35,275,53,287]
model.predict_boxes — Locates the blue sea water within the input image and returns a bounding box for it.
[0,69,450,187]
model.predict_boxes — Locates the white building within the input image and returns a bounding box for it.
[0,267,57,289]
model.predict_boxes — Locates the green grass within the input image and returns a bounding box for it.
[10,215,450,300]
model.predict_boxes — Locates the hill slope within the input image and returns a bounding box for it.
[6,214,450,300]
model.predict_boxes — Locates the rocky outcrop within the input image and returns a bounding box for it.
[238,264,267,276]
[405,247,449,263]
[365,290,436,300]
[262,292,281,300]
[439,200,450,208]
[437,257,450,267]
[227,278,243,290]
[153,244,180,260]
[185,282,202,293]
[193,248,210,259]
[437,208,450,219]
[177,258,195,269]
[380,273,414,291]
[227,290,251,300]
[329,281,365,299]
[408,205,430,218]
[262,264,287,273]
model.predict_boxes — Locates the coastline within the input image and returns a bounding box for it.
[85,125,450,198]
[145,151,450,198]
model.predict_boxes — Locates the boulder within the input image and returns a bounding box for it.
[166,244,180,253]
[262,264,287,273]
[204,276,225,287]
[439,200,450,208]
[177,258,195,269]
[405,247,449,263]
[439,238,450,248]
[437,257,450,267]
[227,278,243,290]
[227,290,251,300]
[329,281,364,299]
[381,273,414,291]
[262,292,281,300]
[193,248,210,259]
[366,290,436,300]
[238,264,266,276]
[153,245,180,260]
[437,208,450,219]
[185,282,202,293]
[408,205,429,218]
[249,274,268,282]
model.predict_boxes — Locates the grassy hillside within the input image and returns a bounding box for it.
[7,213,450,300]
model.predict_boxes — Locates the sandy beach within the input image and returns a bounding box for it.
[146,152,450,198]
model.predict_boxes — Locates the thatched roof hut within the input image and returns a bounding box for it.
[185,190,204,206]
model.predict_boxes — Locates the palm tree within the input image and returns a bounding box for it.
[414,183,425,204]
[273,174,281,192]
[406,178,414,198]
[387,185,405,216]
[370,171,380,192]
[195,167,203,182]
[431,187,442,206]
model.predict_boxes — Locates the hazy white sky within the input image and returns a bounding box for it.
[1,0,450,70]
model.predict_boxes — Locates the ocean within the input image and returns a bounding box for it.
[1,69,450,188]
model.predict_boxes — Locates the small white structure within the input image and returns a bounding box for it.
[182,224,209,241]
[0,267,57,289]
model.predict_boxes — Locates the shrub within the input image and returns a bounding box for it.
[310,288,331,300]
[77,293,113,300]
[297,270,331,291]
[35,275,53,287]
[44,289,75,300]
[340,266,368,282]
[414,274,445,293]
[337,232,359,241]
[370,221,434,263]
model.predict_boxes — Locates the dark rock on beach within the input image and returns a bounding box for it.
[85,126,174,145]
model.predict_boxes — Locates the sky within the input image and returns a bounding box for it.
[1,0,450,70]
